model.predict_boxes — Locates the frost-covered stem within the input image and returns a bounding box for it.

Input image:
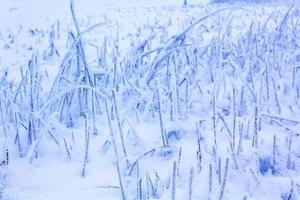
[28,58,38,146]
[70,0,93,87]
[64,138,71,160]
[185,74,189,113]
[196,121,202,172]
[173,59,180,119]
[70,0,80,36]
[14,112,22,157]
[196,81,203,95]
[252,106,258,148]
[232,87,236,150]
[5,149,9,166]
[59,96,67,122]
[287,134,293,170]
[112,91,127,159]
[237,131,243,155]
[136,162,142,200]
[91,88,97,135]
[170,92,174,121]
[146,172,150,199]
[171,161,177,200]
[288,179,294,200]
[272,135,276,169]
[219,158,229,200]
[209,163,212,194]
[271,77,281,114]
[229,140,239,170]
[261,113,300,124]
[157,87,168,146]
[112,60,117,89]
[84,87,89,115]
[176,147,182,177]
[218,157,222,185]
[265,63,270,100]
[292,66,296,88]
[71,131,75,145]
[239,86,245,115]
[105,98,126,200]
[81,114,89,177]
[212,95,217,149]
[0,97,7,138]
[188,167,193,200]
[137,178,142,200]
[217,112,232,137]
[134,108,140,123]
[78,89,84,116]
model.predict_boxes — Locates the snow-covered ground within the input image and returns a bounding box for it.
[1,0,300,199]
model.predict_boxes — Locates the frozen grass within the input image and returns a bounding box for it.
[1,0,300,199]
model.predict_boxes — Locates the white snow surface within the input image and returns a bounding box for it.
[1,0,300,200]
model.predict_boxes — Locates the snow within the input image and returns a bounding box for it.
[1,0,300,199]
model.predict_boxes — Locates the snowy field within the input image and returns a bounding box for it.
[1,0,300,199]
